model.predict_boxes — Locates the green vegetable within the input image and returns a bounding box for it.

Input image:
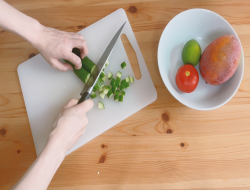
[86,75,94,86]
[100,72,106,82]
[124,82,130,89]
[103,86,111,94]
[121,79,126,85]
[114,94,119,101]
[108,73,113,80]
[125,76,130,82]
[115,90,120,95]
[81,56,96,74]
[121,91,125,96]
[112,85,118,93]
[129,76,134,84]
[100,92,105,99]
[107,89,113,98]
[98,101,105,109]
[99,83,105,93]
[93,78,103,92]
[119,95,123,102]
[121,62,127,69]
[115,78,121,87]
[120,84,125,91]
[110,78,115,86]
[90,91,97,99]
[117,71,122,79]
[65,60,90,83]
[103,61,109,69]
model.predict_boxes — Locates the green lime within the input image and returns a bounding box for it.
[182,39,201,66]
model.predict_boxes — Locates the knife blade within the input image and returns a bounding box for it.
[77,21,126,104]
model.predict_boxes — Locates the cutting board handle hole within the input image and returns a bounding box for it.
[121,34,141,79]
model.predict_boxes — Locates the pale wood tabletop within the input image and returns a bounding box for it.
[1,0,250,189]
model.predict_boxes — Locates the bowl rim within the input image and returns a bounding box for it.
[157,8,245,111]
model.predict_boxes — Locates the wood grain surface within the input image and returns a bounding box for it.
[1,0,250,189]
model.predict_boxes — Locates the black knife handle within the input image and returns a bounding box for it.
[78,91,90,104]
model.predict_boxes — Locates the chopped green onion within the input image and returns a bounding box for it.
[110,78,115,86]
[117,71,122,79]
[114,94,119,101]
[119,95,123,102]
[99,92,105,99]
[121,62,127,69]
[107,89,113,98]
[98,101,105,109]
[108,73,113,80]
[129,76,134,84]
[124,82,130,89]
[121,91,125,96]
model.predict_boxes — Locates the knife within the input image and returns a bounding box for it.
[77,22,126,104]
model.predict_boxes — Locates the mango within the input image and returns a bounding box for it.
[199,35,241,85]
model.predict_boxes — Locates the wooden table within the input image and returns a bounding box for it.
[1,0,250,189]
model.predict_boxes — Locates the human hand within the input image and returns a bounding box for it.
[33,25,88,71]
[50,99,93,153]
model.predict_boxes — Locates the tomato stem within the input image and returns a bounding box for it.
[185,71,190,76]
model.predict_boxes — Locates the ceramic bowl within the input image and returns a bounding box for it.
[157,9,244,110]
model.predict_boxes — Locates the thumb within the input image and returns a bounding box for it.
[64,99,78,109]
[75,99,94,113]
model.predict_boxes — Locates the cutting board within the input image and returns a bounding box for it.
[17,9,157,156]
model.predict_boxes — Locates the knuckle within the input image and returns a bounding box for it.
[78,34,84,39]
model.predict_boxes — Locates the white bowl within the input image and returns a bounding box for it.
[157,9,244,110]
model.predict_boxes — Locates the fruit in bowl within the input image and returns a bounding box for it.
[199,35,241,85]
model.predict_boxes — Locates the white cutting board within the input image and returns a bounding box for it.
[18,9,157,156]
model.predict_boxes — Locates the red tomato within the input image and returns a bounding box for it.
[176,64,199,93]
